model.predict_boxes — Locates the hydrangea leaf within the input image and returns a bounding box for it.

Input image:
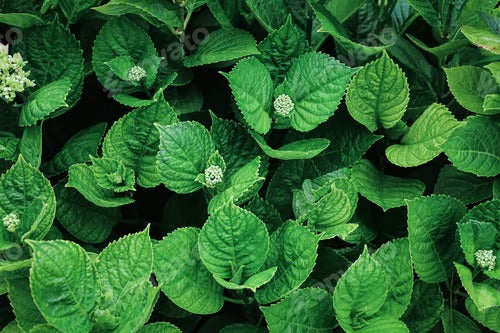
[444,66,499,115]
[261,288,336,333]
[221,57,273,134]
[333,248,388,331]
[407,195,466,283]
[208,157,264,215]
[0,13,44,28]
[66,163,135,207]
[213,266,277,291]
[483,94,500,115]
[276,52,357,132]
[0,156,55,241]
[219,323,267,333]
[184,28,259,68]
[356,318,409,333]
[352,159,425,211]
[319,223,358,241]
[6,277,46,331]
[460,199,499,225]
[434,165,493,205]
[244,0,288,32]
[28,240,98,333]
[454,263,500,311]
[137,322,182,333]
[372,238,413,318]
[245,195,282,234]
[15,23,84,112]
[250,131,330,160]
[402,280,444,333]
[0,134,19,162]
[54,183,118,244]
[255,221,319,304]
[103,98,177,188]
[105,55,136,82]
[20,125,42,168]
[465,297,500,332]
[443,116,500,177]
[92,17,158,94]
[461,25,500,55]
[43,123,107,177]
[153,227,224,315]
[90,157,135,193]
[386,103,460,167]
[19,79,71,127]
[346,51,410,132]
[457,221,497,266]
[156,121,215,193]
[199,203,269,280]
[442,308,481,333]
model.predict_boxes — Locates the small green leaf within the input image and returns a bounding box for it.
[91,157,135,193]
[346,51,410,132]
[137,322,182,333]
[455,263,500,311]
[465,297,500,332]
[0,13,44,27]
[213,266,277,291]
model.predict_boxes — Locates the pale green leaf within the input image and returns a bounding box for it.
[0,13,44,27]
[213,266,277,291]
[465,297,500,332]
[137,322,182,333]
[7,277,46,331]
[91,157,135,193]
[455,263,500,311]
[461,25,500,55]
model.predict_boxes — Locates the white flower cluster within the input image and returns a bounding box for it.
[3,212,20,233]
[127,65,147,82]
[273,94,295,117]
[204,165,223,187]
[475,249,496,271]
[0,43,35,103]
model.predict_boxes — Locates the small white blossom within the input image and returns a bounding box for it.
[204,165,223,187]
[475,249,496,271]
[0,43,35,103]
[127,65,147,82]
[274,94,295,117]
[3,212,20,233]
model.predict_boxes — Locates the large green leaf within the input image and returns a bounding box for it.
[184,28,259,68]
[407,195,466,283]
[28,240,97,333]
[153,228,224,314]
[261,288,336,333]
[276,52,357,132]
[386,103,460,167]
[7,277,46,331]
[442,116,500,177]
[255,221,318,304]
[137,322,182,333]
[0,156,55,241]
[461,25,500,55]
[43,123,107,177]
[199,203,269,280]
[333,248,388,331]
[346,51,410,132]
[465,297,500,332]
[222,57,273,134]
[454,263,500,311]
[402,280,444,333]
[352,159,425,211]
[156,121,215,193]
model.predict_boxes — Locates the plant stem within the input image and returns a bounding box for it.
[223,296,247,305]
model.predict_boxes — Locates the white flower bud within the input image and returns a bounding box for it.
[127,65,147,82]
[3,212,20,233]
[204,165,223,187]
[274,94,295,117]
[475,249,496,271]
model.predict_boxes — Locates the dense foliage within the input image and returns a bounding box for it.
[0,0,499,332]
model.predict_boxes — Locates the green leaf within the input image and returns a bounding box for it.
[372,238,413,318]
[184,28,259,68]
[356,318,409,333]
[461,25,500,55]
[103,99,177,188]
[0,13,44,27]
[460,199,499,225]
[54,183,118,244]
[0,156,55,241]
[333,248,388,331]
[455,263,500,311]
[442,308,481,333]
[92,0,182,29]
[66,163,135,207]
[42,123,107,177]
[319,223,358,241]
[16,23,83,112]
[255,221,319,304]
[19,79,71,127]
[442,116,500,177]
[277,52,357,132]
[352,159,425,211]
[244,0,288,32]
[137,322,182,333]
[406,0,439,30]
[0,134,19,162]
[199,203,269,280]
[483,94,500,115]
[156,121,215,193]
[458,221,497,266]
[20,125,42,168]
[465,297,500,332]
[154,228,224,314]
[402,280,444,333]
[92,17,158,94]
[346,51,410,132]
[28,240,98,333]
[250,131,330,160]
[386,103,460,167]
[444,66,499,115]
[222,57,272,134]
[261,288,336,332]
[105,55,136,82]
[434,165,493,205]
[91,157,135,193]
[257,16,309,83]
[407,195,466,283]
[213,266,277,291]
[7,277,46,331]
